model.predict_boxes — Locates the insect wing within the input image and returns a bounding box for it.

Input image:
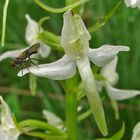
[27,43,40,55]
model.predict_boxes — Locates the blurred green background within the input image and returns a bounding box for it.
[0,0,140,139]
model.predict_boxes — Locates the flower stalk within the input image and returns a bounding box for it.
[19,119,65,135]
[34,0,89,13]
[1,0,9,47]
[66,90,78,140]
[65,78,78,140]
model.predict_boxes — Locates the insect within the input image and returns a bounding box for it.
[11,42,40,68]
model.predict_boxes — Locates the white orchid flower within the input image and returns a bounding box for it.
[124,0,140,8]
[0,15,50,62]
[43,106,82,131]
[25,14,51,58]
[100,57,140,101]
[132,122,140,140]
[98,57,140,119]
[18,10,130,136]
[43,110,65,131]
[0,96,20,140]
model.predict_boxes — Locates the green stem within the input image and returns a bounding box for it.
[19,119,64,135]
[66,0,78,5]
[88,0,122,33]
[1,0,9,47]
[22,131,67,140]
[34,0,89,13]
[29,74,37,96]
[66,87,78,140]
[65,0,83,13]
[78,109,92,122]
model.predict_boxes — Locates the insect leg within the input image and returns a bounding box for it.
[15,64,23,75]
[30,60,39,68]
[30,58,46,63]
[22,62,31,74]
[26,51,39,68]
[28,53,39,68]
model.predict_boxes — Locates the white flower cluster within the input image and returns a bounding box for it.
[125,0,140,8]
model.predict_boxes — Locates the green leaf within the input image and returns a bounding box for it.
[96,122,125,140]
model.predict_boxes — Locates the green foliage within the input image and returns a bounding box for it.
[96,122,125,140]
[0,0,140,140]
[38,31,62,51]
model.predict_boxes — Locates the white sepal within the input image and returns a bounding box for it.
[0,48,26,61]
[88,45,130,66]
[106,83,140,100]
[132,122,140,140]
[17,55,76,80]
[101,57,119,85]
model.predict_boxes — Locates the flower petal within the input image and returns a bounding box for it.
[0,131,8,140]
[61,10,91,58]
[101,57,119,85]
[43,110,62,125]
[132,122,140,140]
[38,41,51,58]
[25,14,42,44]
[106,84,140,100]
[0,96,16,128]
[0,96,20,140]
[43,110,66,131]
[0,130,20,140]
[0,48,27,61]
[124,0,140,8]
[88,45,130,66]
[0,42,48,62]
[17,55,76,80]
[95,80,104,92]
[76,55,108,136]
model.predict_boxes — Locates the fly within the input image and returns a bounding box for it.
[11,42,40,69]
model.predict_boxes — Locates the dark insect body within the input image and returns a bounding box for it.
[11,43,40,68]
